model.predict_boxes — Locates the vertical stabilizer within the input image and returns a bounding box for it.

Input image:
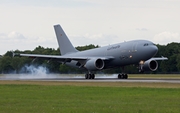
[54,24,78,55]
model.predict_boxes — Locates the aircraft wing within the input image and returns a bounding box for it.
[14,53,114,64]
[149,56,168,61]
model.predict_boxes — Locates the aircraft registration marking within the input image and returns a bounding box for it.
[107,45,120,51]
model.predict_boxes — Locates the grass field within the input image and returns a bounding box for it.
[0,74,180,113]
[0,83,180,112]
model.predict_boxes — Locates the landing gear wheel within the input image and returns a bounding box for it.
[124,74,128,79]
[85,74,95,79]
[91,74,95,79]
[88,74,92,79]
[118,73,128,79]
[85,74,88,79]
[118,74,120,79]
[121,74,124,79]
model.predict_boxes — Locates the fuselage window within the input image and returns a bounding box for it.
[144,43,149,46]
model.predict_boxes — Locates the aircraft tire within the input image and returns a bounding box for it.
[118,74,121,79]
[121,74,124,79]
[118,73,128,79]
[91,74,95,79]
[124,74,128,79]
[88,74,92,79]
[85,74,88,79]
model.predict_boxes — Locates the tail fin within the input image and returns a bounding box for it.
[54,24,78,55]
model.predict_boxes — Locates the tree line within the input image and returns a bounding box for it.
[0,43,180,74]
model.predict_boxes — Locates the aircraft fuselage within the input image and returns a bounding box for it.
[65,40,158,69]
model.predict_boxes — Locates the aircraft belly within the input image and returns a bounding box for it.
[104,58,131,68]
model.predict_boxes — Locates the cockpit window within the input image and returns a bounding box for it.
[144,43,149,46]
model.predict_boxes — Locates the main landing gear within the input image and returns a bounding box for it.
[118,73,128,79]
[85,74,95,79]
[84,73,128,79]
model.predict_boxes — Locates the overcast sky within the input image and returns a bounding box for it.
[0,0,180,55]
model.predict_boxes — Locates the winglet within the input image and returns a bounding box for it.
[54,24,78,55]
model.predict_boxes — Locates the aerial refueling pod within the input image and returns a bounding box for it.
[141,60,158,71]
[84,58,105,71]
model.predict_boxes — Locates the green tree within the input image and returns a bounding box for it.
[156,43,180,73]
[2,43,180,74]
[176,54,180,72]
[0,56,14,73]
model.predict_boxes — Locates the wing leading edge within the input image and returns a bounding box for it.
[15,53,114,65]
[148,56,168,61]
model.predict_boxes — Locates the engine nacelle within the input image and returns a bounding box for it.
[84,58,105,71]
[141,60,158,71]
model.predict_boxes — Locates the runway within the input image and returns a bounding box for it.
[28,78,180,83]
[29,78,180,83]
[0,75,180,83]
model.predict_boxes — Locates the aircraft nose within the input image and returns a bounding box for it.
[151,45,158,56]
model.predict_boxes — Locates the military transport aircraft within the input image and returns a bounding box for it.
[15,24,168,79]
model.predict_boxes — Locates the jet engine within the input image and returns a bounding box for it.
[140,60,158,72]
[84,58,105,71]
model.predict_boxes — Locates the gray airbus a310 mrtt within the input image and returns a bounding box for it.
[15,24,168,79]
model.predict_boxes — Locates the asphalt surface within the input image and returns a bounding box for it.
[0,77,180,83]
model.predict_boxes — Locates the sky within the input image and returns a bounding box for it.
[0,0,180,55]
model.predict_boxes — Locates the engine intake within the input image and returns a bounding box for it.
[141,60,158,71]
[84,58,105,71]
